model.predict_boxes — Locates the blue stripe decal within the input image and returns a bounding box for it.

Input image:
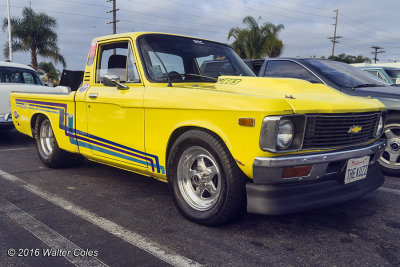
[16,98,165,174]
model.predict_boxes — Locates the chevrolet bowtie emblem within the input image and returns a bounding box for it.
[348,125,362,134]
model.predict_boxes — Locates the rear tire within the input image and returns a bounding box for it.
[35,116,83,168]
[167,129,246,226]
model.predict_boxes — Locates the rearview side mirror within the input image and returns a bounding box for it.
[103,74,129,90]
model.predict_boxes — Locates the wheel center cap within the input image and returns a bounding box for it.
[390,141,400,151]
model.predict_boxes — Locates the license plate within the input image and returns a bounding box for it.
[344,156,370,184]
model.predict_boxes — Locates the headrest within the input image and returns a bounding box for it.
[108,54,126,69]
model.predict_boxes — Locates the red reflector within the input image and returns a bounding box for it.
[282,165,312,178]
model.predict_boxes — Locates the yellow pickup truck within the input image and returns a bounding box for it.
[11,32,387,225]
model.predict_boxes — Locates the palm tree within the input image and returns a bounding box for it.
[228,16,284,59]
[2,7,65,69]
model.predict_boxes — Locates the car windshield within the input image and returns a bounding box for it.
[0,66,43,85]
[303,59,390,88]
[138,34,255,83]
[385,68,400,83]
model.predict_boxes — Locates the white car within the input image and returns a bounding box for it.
[0,61,69,130]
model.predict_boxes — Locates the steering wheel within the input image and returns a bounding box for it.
[168,71,183,82]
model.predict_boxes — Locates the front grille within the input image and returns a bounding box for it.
[302,112,379,149]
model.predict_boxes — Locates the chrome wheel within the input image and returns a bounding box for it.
[39,119,54,157]
[177,146,222,211]
[379,123,400,169]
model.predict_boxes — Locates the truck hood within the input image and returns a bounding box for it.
[0,84,69,114]
[213,76,384,113]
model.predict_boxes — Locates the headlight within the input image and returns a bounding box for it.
[259,115,306,152]
[375,115,384,137]
[277,119,294,149]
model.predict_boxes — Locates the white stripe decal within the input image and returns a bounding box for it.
[378,187,400,195]
[0,197,109,267]
[0,169,201,267]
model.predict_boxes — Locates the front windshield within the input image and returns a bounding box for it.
[0,67,43,85]
[385,68,400,83]
[138,34,255,83]
[303,59,390,88]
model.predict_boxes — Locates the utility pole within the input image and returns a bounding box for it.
[6,0,12,61]
[328,9,342,58]
[107,0,119,34]
[371,46,385,63]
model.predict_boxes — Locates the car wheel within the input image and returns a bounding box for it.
[167,129,246,226]
[379,114,400,176]
[35,116,83,168]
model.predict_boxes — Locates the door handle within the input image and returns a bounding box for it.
[89,93,98,99]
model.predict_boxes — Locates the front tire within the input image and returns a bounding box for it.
[167,129,246,226]
[35,116,83,168]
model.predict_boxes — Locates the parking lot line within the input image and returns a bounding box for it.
[0,169,201,267]
[0,197,109,267]
[379,187,400,195]
[0,148,32,152]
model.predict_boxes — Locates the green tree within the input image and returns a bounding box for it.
[328,53,371,64]
[2,7,66,70]
[38,61,60,81]
[228,16,284,59]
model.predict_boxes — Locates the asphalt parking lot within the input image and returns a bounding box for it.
[0,129,399,267]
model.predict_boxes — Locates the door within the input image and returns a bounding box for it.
[85,40,148,172]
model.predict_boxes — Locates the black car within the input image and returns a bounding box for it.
[259,58,400,176]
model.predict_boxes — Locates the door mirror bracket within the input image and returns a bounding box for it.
[103,74,129,90]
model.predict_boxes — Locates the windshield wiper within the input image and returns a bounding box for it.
[179,73,218,82]
[352,83,385,89]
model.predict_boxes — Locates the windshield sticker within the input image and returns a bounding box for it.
[218,78,242,85]
[193,40,204,44]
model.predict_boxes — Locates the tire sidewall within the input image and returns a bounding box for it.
[35,116,56,165]
[379,113,400,176]
[167,131,232,224]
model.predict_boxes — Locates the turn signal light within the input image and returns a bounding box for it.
[239,118,255,127]
[282,165,312,178]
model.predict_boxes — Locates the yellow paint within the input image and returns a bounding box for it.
[10,32,386,182]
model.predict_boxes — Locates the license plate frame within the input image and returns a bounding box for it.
[344,156,370,184]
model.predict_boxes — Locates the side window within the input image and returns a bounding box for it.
[263,61,321,83]
[96,41,140,84]
[365,70,379,77]
[22,72,35,84]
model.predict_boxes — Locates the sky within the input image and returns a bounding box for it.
[1,0,400,70]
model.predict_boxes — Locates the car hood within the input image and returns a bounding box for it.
[212,76,384,113]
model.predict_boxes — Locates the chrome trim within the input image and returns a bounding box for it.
[89,93,98,99]
[255,139,385,168]
[253,139,386,184]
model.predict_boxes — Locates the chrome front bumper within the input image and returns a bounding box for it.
[247,139,386,215]
[252,139,386,184]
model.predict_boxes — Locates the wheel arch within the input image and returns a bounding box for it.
[30,112,48,137]
[165,125,233,169]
